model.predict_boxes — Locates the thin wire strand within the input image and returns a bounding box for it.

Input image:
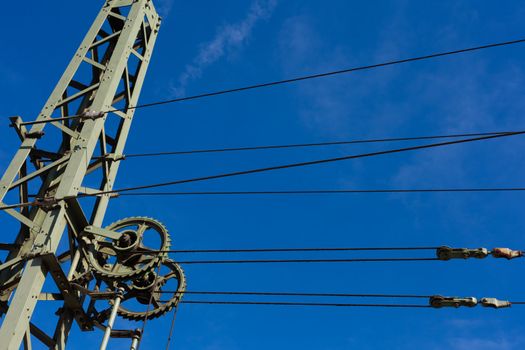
[150,246,438,254]
[157,291,432,298]
[164,307,178,350]
[180,300,430,308]
[1,131,523,211]
[137,264,162,350]
[176,258,439,264]
[108,38,525,112]
[81,131,525,197]
[123,131,513,158]
[118,188,525,197]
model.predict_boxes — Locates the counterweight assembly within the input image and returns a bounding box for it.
[0,1,186,349]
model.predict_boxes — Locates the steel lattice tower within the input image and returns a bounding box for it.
[0,1,173,349]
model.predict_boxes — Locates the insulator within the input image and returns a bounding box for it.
[491,248,523,260]
[480,297,511,309]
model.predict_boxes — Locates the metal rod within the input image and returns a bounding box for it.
[17,114,83,126]
[100,288,124,350]
[130,329,141,350]
[66,250,81,280]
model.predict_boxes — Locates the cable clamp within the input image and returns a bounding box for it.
[81,109,105,120]
[436,246,489,260]
[480,297,511,309]
[34,197,60,210]
[103,153,126,162]
[491,248,523,260]
[429,295,478,308]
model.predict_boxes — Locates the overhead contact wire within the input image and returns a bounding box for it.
[84,131,525,197]
[118,188,525,197]
[123,131,512,158]
[180,301,430,308]
[175,258,439,264]
[108,38,525,111]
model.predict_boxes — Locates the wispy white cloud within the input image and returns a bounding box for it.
[156,0,174,18]
[171,0,277,97]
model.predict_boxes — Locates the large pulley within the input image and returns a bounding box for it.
[117,259,186,321]
[82,217,171,281]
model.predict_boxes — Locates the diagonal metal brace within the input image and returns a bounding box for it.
[41,254,94,331]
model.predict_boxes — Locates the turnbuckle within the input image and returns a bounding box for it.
[436,246,488,260]
[429,295,478,308]
[436,246,523,260]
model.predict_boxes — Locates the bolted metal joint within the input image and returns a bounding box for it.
[33,196,60,210]
[429,295,478,308]
[436,246,489,260]
[480,297,511,309]
[491,248,523,260]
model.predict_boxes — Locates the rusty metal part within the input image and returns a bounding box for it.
[480,297,511,309]
[491,248,523,260]
[436,246,489,260]
[83,217,170,281]
[429,295,478,308]
[116,259,186,321]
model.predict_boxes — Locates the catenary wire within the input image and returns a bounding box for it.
[1,131,523,211]
[175,258,439,264]
[81,131,525,197]
[149,246,438,254]
[158,291,432,298]
[177,300,525,308]
[106,38,525,112]
[122,131,513,158]
[117,187,525,197]
[8,186,525,211]
[180,301,430,308]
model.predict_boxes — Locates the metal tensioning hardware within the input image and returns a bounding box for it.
[429,295,478,308]
[436,246,523,260]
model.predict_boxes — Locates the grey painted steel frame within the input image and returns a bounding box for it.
[0,0,160,349]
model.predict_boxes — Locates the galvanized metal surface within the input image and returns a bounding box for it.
[0,1,161,348]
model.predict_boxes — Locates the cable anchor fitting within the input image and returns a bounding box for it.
[103,153,126,162]
[33,197,60,211]
[491,248,523,260]
[480,297,511,309]
[429,295,478,308]
[436,246,489,260]
[81,109,105,121]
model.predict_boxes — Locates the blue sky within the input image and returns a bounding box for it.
[1,0,525,349]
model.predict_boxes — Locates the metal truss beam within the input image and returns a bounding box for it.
[0,0,161,348]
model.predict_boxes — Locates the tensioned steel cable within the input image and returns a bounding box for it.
[178,300,525,308]
[122,131,513,158]
[118,187,525,197]
[80,131,525,197]
[105,37,525,112]
[9,187,525,211]
[179,301,430,308]
[150,246,438,254]
[1,131,523,211]
[175,258,438,264]
[164,308,178,350]
[157,291,431,298]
